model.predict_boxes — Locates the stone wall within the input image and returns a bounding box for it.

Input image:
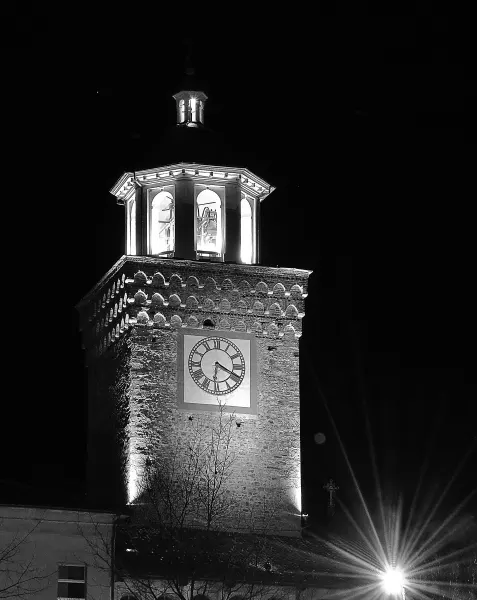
[125,257,308,339]
[126,327,301,535]
[86,336,130,509]
[77,256,310,360]
[82,257,311,536]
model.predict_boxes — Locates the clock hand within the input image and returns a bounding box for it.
[215,361,235,376]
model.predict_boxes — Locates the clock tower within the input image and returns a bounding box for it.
[77,78,311,537]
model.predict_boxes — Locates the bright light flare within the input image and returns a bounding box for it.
[381,567,405,596]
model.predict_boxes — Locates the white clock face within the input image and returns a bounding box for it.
[188,336,246,395]
[180,332,254,410]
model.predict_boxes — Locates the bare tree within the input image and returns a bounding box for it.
[137,401,237,533]
[81,402,296,600]
[0,518,51,599]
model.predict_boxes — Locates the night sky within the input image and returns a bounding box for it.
[3,11,476,534]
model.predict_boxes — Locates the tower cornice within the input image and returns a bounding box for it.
[110,162,275,205]
[76,255,312,359]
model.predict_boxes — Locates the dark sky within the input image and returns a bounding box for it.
[3,10,476,529]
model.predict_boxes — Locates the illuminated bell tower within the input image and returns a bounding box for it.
[77,78,311,537]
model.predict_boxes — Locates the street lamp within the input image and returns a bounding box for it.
[381,566,406,599]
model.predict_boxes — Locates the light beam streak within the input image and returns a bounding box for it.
[301,351,477,600]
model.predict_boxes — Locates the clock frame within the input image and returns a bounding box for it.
[177,329,257,414]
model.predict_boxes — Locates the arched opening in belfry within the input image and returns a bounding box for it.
[151,191,174,255]
[240,197,253,264]
[127,197,136,255]
[196,189,221,256]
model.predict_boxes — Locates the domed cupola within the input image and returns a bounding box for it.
[135,65,220,168]
[110,67,275,265]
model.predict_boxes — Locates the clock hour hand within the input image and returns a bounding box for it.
[215,361,235,376]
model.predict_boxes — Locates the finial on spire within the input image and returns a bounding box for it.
[183,37,195,76]
[173,39,208,128]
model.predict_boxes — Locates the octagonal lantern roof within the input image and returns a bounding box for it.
[110,162,275,205]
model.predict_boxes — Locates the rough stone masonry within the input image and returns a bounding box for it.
[80,256,311,537]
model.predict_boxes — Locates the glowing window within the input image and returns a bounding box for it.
[128,198,136,255]
[57,564,86,599]
[196,189,222,255]
[240,198,253,264]
[151,191,174,255]
[190,97,197,122]
[179,99,185,123]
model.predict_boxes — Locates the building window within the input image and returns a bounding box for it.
[150,190,174,255]
[127,197,136,255]
[196,188,222,258]
[57,565,86,599]
[240,197,253,264]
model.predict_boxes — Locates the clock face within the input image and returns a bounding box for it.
[188,336,246,395]
[178,330,256,413]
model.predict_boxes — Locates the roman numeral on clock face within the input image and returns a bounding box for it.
[229,352,240,360]
[229,371,241,384]
[192,369,205,382]
[190,360,201,368]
